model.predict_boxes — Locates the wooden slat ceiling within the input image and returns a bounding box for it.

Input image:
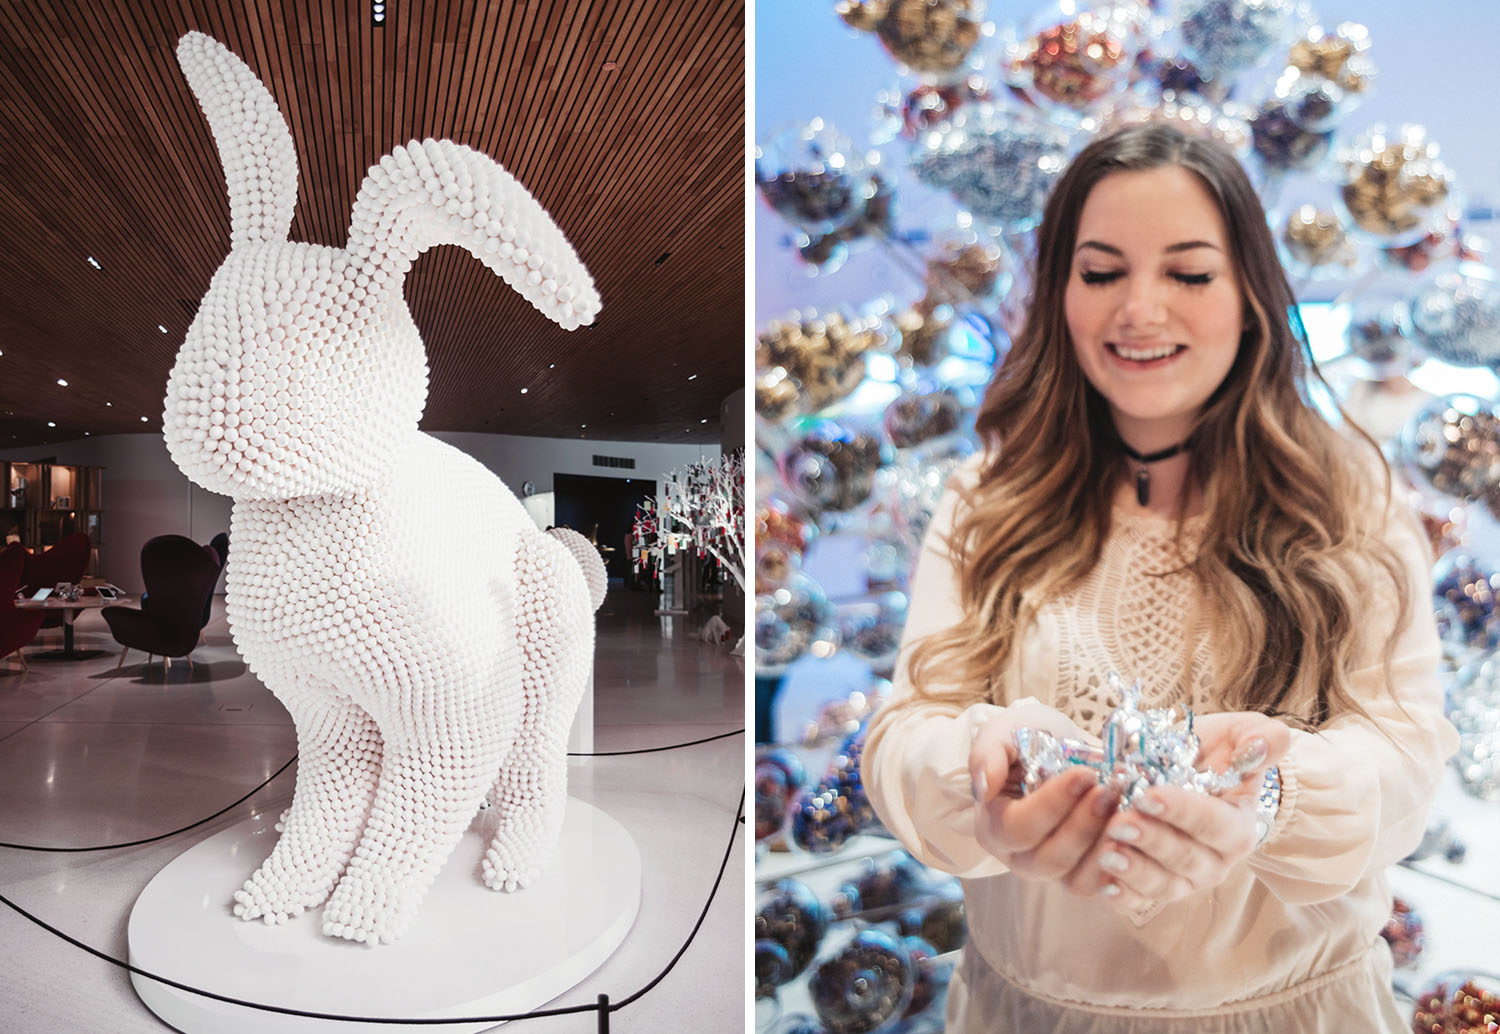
[0,0,744,450]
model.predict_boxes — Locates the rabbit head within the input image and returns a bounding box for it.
[165,33,600,500]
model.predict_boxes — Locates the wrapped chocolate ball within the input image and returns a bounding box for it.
[885,75,993,139]
[900,936,940,1019]
[756,879,831,989]
[1001,1,1144,114]
[922,231,1008,308]
[756,572,839,676]
[1177,0,1295,78]
[897,890,968,953]
[755,747,807,843]
[804,684,886,747]
[1338,124,1453,244]
[809,928,914,1034]
[779,421,888,515]
[1379,896,1425,969]
[1431,550,1500,661]
[1410,972,1500,1033]
[1249,99,1332,172]
[757,311,890,419]
[756,938,795,998]
[1287,21,1373,95]
[756,121,875,237]
[911,103,1071,231]
[837,0,985,78]
[790,782,866,853]
[1398,395,1500,507]
[1410,269,1500,370]
[827,723,879,832]
[1279,204,1356,280]
[835,591,909,671]
[832,850,929,917]
[883,384,967,450]
[1447,659,1500,802]
[1339,296,1421,380]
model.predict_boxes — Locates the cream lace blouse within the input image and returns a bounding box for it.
[864,454,1459,1033]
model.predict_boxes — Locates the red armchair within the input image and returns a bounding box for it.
[19,533,92,641]
[0,546,45,670]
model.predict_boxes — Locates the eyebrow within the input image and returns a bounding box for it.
[1076,239,1223,256]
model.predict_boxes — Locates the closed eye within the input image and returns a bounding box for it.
[1079,270,1122,286]
[1172,272,1214,286]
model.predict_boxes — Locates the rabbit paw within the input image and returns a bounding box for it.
[320,870,422,945]
[232,861,338,924]
[481,843,543,892]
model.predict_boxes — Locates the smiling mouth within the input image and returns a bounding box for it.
[1109,342,1185,362]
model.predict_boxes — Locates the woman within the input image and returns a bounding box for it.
[863,123,1457,1032]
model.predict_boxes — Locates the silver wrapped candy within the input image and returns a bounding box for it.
[911,104,1071,232]
[1015,673,1249,809]
[1410,269,1500,370]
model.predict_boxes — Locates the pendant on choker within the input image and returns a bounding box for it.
[1122,440,1189,507]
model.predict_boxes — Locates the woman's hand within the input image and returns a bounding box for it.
[968,701,1119,893]
[1092,711,1291,909]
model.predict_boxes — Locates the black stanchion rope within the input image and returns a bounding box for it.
[0,755,299,853]
[0,785,747,1026]
[568,727,744,756]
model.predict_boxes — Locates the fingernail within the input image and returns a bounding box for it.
[1231,737,1268,773]
[1108,823,1140,843]
[1101,883,1121,897]
[1134,795,1165,816]
[971,769,989,803]
[1071,772,1093,797]
[1091,789,1117,818]
[1100,851,1129,874]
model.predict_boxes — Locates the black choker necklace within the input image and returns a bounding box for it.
[1121,440,1189,507]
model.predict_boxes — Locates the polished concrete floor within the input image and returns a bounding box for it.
[0,584,746,1032]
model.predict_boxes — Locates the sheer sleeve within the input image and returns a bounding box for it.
[863,456,1013,878]
[1247,498,1459,904]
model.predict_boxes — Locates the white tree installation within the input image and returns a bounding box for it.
[634,451,746,649]
[166,32,606,945]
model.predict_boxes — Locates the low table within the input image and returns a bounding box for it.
[14,592,132,660]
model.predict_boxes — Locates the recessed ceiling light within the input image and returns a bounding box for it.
[140,416,148,422]
[105,402,112,407]
[700,418,707,423]
[158,325,168,334]
[86,256,101,270]
[687,374,698,381]
[581,424,587,429]
[46,421,55,428]
[603,61,617,72]
[520,387,528,395]
[549,363,555,369]
[56,378,68,387]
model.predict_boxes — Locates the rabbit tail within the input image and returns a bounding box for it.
[546,527,608,612]
[346,139,600,331]
[176,33,298,246]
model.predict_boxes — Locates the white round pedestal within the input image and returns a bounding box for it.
[128,799,640,1033]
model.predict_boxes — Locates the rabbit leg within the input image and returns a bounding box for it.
[320,695,515,945]
[234,683,382,924]
[482,536,594,892]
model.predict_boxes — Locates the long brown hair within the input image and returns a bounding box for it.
[906,123,1408,726]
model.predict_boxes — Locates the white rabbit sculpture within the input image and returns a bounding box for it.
[165,32,607,945]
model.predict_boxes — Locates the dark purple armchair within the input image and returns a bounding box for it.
[103,535,223,672]
[0,546,45,669]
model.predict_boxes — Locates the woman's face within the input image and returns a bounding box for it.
[1063,164,1246,450]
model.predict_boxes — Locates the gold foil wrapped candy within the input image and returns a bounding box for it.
[756,312,889,417]
[838,0,985,77]
[1280,204,1356,277]
[1287,21,1373,94]
[1339,125,1453,242]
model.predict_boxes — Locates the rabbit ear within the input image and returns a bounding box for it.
[347,139,600,331]
[176,32,298,246]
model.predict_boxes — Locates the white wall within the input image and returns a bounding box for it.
[0,432,716,593]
